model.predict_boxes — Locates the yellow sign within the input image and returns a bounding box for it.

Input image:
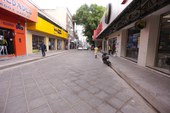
[27,17,68,39]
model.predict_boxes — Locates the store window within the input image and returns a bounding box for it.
[126,27,140,61]
[57,39,62,50]
[32,35,44,52]
[156,12,170,71]
[49,38,55,50]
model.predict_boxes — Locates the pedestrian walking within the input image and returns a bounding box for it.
[94,46,98,58]
[40,42,46,57]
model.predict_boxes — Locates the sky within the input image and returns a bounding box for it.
[30,0,112,15]
[30,0,113,43]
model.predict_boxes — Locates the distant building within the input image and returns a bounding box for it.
[42,7,78,49]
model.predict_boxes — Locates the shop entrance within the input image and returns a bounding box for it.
[108,38,117,55]
[126,27,140,61]
[156,12,170,72]
[0,28,15,56]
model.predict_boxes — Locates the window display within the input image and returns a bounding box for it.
[126,27,140,61]
[32,35,44,52]
[156,12,170,71]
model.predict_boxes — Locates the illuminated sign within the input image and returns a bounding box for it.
[105,3,111,24]
[0,0,38,22]
[54,27,62,34]
[121,0,127,4]
[93,22,102,40]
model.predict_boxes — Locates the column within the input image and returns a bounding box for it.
[138,15,160,66]
[120,30,128,57]
[45,36,49,52]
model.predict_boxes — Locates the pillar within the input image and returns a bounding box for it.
[138,15,160,66]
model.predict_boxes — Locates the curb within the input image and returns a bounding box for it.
[0,51,67,70]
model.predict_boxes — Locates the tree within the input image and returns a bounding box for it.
[73,4,105,45]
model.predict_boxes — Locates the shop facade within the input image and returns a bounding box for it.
[27,12,68,54]
[0,0,38,57]
[94,0,170,74]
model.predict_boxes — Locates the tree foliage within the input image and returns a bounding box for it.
[73,4,105,45]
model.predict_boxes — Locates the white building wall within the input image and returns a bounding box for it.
[43,7,67,30]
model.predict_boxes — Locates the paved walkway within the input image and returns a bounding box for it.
[0,50,156,113]
[98,53,170,113]
[0,50,169,113]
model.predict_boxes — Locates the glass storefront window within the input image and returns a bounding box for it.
[49,38,55,50]
[32,35,44,52]
[156,12,170,71]
[126,27,140,61]
[57,39,62,50]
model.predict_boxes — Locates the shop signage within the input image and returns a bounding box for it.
[54,27,62,34]
[16,23,24,30]
[93,22,102,40]
[105,3,111,24]
[0,19,15,29]
[0,0,38,22]
[121,0,127,4]
[96,22,102,35]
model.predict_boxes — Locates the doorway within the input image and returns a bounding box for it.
[0,28,15,56]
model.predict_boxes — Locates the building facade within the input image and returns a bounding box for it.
[27,11,68,54]
[0,0,38,57]
[94,0,170,75]
[43,7,78,49]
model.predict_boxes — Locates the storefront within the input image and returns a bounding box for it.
[156,12,170,71]
[126,27,140,61]
[108,38,117,55]
[0,0,38,57]
[27,12,68,54]
[49,38,55,50]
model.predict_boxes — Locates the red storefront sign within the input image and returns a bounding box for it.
[93,22,102,40]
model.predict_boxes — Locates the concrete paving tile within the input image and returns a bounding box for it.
[85,96,103,108]
[26,88,42,101]
[28,97,46,110]
[97,103,117,113]
[49,99,72,113]
[70,85,83,93]
[115,90,133,102]
[0,74,12,82]
[64,94,81,105]
[24,78,35,85]
[95,91,109,100]
[87,86,100,94]
[45,93,61,104]
[59,89,74,98]
[121,104,144,113]
[40,86,56,95]
[7,95,25,104]
[29,104,52,113]
[107,97,124,109]
[72,100,93,113]
[5,97,27,113]
[8,87,25,98]
[103,86,118,95]
[11,79,23,87]
[0,95,6,113]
